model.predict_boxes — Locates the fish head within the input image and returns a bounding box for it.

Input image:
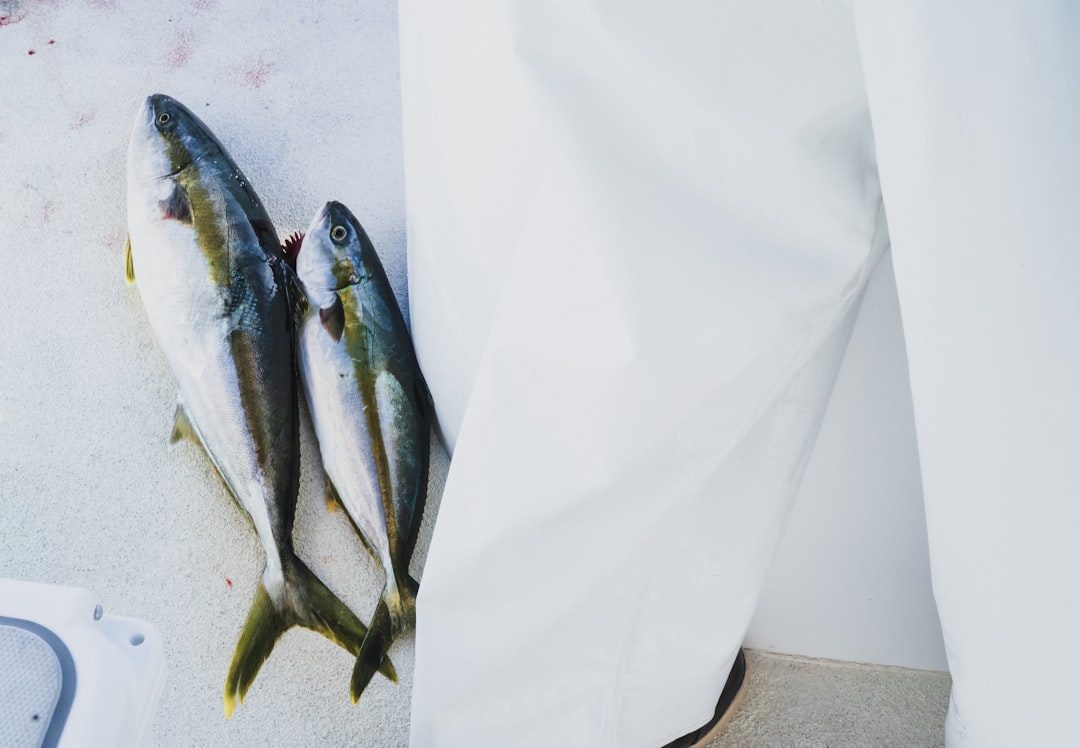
[296,201,374,294]
[127,93,225,184]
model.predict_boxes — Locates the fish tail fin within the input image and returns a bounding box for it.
[223,580,287,719]
[223,557,397,718]
[386,577,416,635]
[351,579,415,705]
[350,600,391,705]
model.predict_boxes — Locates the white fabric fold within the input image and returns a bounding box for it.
[857,5,1080,745]
[402,3,886,745]
[403,2,1080,746]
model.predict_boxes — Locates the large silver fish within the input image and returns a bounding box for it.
[125,95,394,717]
[290,202,431,703]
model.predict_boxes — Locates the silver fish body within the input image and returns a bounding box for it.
[292,201,431,703]
[125,95,393,716]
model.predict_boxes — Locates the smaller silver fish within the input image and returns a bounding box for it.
[291,202,432,703]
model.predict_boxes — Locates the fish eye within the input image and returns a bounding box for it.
[330,225,348,243]
[157,112,171,126]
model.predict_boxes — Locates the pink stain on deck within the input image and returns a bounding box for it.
[104,229,125,251]
[72,112,95,129]
[165,31,193,69]
[242,60,276,89]
[42,201,56,223]
[0,13,26,27]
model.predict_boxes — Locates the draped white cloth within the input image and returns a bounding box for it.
[400,3,1080,745]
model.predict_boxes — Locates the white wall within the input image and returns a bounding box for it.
[747,250,948,671]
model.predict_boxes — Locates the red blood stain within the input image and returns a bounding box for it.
[165,31,192,69]
[72,112,95,129]
[0,13,26,27]
[225,578,233,588]
[48,39,55,45]
[104,229,125,250]
[27,49,35,55]
[242,60,275,89]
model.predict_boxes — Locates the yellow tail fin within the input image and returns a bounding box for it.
[350,581,415,704]
[223,557,397,717]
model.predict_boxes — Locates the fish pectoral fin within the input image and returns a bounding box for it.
[123,235,136,285]
[319,295,345,342]
[159,181,193,224]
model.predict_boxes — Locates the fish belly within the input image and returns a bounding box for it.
[298,314,394,570]
[129,197,286,577]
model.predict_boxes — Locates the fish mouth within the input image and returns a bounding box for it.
[304,202,334,238]
[147,92,176,111]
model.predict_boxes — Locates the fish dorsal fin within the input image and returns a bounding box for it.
[281,231,304,271]
[159,182,193,224]
[415,368,435,412]
[123,235,135,285]
[320,295,345,342]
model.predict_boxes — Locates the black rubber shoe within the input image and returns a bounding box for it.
[661,648,748,748]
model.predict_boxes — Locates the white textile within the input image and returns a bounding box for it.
[401,2,1080,746]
